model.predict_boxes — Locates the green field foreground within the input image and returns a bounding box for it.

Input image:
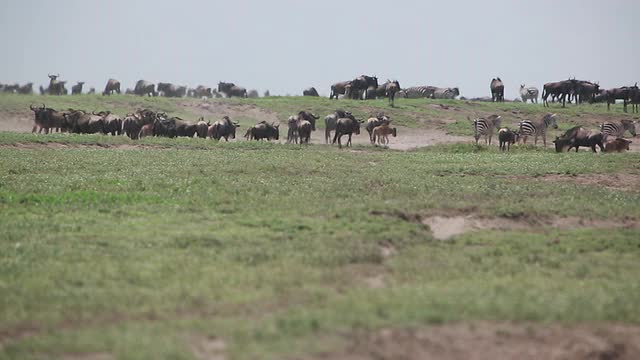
[0,129,639,359]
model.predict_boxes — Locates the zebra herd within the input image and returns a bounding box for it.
[471,113,636,152]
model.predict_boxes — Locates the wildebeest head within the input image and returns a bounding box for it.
[48,73,59,81]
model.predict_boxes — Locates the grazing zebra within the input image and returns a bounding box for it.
[469,114,502,145]
[401,86,436,99]
[600,120,637,140]
[518,113,558,148]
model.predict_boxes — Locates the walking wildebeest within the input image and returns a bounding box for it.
[208,116,240,141]
[490,77,504,102]
[71,82,85,95]
[218,82,247,98]
[333,117,363,148]
[102,79,121,95]
[134,80,157,97]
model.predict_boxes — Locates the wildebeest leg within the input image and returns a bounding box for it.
[347,133,352,147]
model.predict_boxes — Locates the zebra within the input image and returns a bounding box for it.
[400,86,436,99]
[469,114,502,145]
[519,84,539,103]
[600,120,637,141]
[433,87,460,99]
[518,113,558,148]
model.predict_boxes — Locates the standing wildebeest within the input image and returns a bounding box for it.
[330,81,351,99]
[385,80,401,107]
[303,87,319,96]
[218,82,247,98]
[247,121,279,141]
[519,85,539,103]
[604,138,632,153]
[518,113,558,147]
[606,84,638,112]
[498,128,518,151]
[195,117,210,138]
[102,79,121,95]
[333,116,363,148]
[490,78,504,102]
[134,80,157,97]
[469,115,502,145]
[208,116,240,141]
[30,104,68,134]
[372,123,397,146]
[93,111,122,136]
[324,109,354,143]
[122,111,156,139]
[189,85,212,98]
[64,110,104,134]
[43,74,67,95]
[157,83,187,97]
[349,75,378,100]
[71,82,85,95]
[291,111,318,144]
[573,80,599,104]
[87,87,96,95]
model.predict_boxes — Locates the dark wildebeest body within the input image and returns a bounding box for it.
[208,116,240,141]
[332,117,362,148]
[606,84,639,112]
[16,83,33,94]
[324,109,354,143]
[498,128,518,151]
[134,80,157,97]
[330,81,351,99]
[490,78,504,102]
[247,121,279,141]
[30,105,68,134]
[365,114,390,144]
[93,111,122,136]
[604,138,632,153]
[385,80,401,107]
[350,75,378,100]
[552,126,604,153]
[102,79,121,96]
[71,82,84,95]
[218,82,247,98]
[64,110,104,134]
[190,85,212,98]
[303,87,319,97]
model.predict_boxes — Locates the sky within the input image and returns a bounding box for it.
[1,0,638,99]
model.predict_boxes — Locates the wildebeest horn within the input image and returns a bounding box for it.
[30,104,36,111]
[92,111,100,115]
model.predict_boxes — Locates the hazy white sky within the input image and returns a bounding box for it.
[1,0,638,98]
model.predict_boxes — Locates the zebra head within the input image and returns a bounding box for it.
[545,113,558,129]
[622,120,637,136]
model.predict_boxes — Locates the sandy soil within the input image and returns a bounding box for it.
[295,322,640,360]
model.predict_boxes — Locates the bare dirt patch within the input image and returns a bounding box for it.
[296,322,640,360]
[190,335,227,360]
[422,215,640,240]
[505,173,640,192]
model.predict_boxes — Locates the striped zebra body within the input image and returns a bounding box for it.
[600,120,637,140]
[471,115,502,145]
[401,86,436,99]
[518,113,558,148]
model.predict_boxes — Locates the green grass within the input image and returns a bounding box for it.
[0,130,639,359]
[1,93,639,358]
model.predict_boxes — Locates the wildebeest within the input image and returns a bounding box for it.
[552,126,604,153]
[349,75,378,100]
[303,87,319,96]
[29,104,68,134]
[498,128,518,151]
[195,118,210,138]
[71,82,84,95]
[365,113,390,144]
[385,80,401,106]
[42,74,67,96]
[208,116,240,141]
[153,115,197,137]
[102,79,121,96]
[64,110,104,134]
[604,138,632,153]
[157,82,187,98]
[490,78,504,102]
[218,82,247,98]
[324,109,354,143]
[287,111,318,144]
[332,116,363,148]
[189,85,212,98]
[122,112,154,139]
[134,80,157,97]
[247,89,259,98]
[330,81,351,100]
[606,84,638,112]
[573,80,599,104]
[519,85,539,103]
[87,87,96,94]
[93,111,122,136]
[372,124,397,147]
[247,121,279,141]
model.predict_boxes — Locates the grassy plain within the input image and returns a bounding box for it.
[0,94,639,359]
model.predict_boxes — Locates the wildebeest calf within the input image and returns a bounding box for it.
[498,128,518,151]
[604,138,632,153]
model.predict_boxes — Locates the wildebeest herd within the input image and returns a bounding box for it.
[3,73,639,112]
[28,104,402,149]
